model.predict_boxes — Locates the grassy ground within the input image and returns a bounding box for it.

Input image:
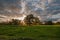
[0,25,60,40]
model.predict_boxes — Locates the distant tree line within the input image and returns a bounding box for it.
[0,14,60,25]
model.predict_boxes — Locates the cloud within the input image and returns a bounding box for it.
[52,13,60,19]
[0,0,60,22]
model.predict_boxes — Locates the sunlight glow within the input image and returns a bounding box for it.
[14,14,26,21]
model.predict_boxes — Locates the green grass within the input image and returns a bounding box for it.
[0,25,60,40]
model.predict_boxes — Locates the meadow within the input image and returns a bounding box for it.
[0,25,60,40]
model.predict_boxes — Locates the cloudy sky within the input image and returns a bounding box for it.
[0,0,60,22]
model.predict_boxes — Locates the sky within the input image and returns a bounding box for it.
[0,0,60,22]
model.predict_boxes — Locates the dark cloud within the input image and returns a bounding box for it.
[0,0,22,16]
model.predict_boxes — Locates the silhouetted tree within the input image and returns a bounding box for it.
[54,22,60,25]
[45,21,53,25]
[24,14,40,25]
[11,19,20,25]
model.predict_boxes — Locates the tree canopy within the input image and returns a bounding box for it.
[24,14,40,25]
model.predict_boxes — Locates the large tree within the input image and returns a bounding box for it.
[24,14,40,25]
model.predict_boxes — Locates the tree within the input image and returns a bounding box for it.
[11,19,21,25]
[24,14,40,25]
[45,21,53,25]
[54,22,60,25]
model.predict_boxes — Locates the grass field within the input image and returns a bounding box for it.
[0,25,60,40]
